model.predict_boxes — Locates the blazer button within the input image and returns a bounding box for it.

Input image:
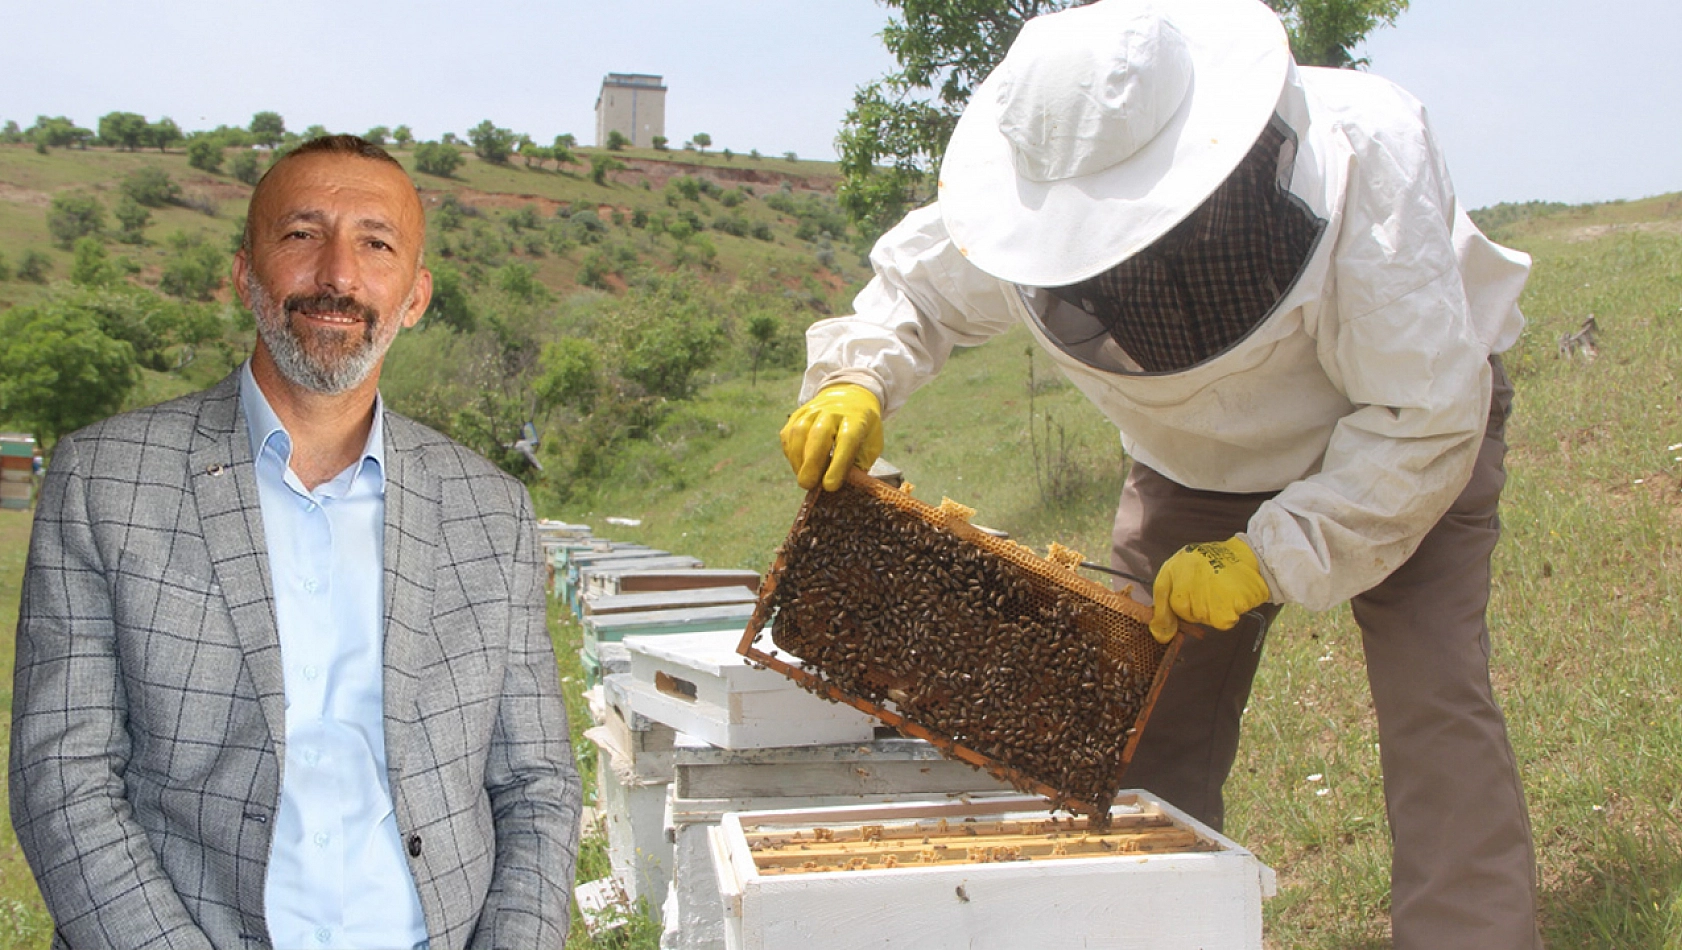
[408,834,423,857]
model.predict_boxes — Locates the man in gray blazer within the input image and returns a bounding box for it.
[10,135,582,949]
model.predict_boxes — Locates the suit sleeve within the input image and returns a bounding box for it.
[468,489,583,949]
[8,435,216,949]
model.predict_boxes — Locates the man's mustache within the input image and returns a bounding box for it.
[284,292,380,328]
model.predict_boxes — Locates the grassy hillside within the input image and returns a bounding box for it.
[0,141,865,315]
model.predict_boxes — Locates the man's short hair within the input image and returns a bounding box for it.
[242,134,409,254]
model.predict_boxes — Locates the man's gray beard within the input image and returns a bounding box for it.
[245,273,414,396]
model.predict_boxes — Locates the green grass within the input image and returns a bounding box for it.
[1,507,52,948]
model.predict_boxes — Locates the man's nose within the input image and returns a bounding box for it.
[314,233,360,293]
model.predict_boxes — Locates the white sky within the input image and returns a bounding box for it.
[2,0,1676,211]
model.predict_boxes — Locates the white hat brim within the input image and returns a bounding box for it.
[939,0,1291,288]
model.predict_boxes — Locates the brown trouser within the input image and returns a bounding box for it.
[1112,359,1541,949]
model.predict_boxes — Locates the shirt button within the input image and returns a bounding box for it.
[302,577,319,593]
[314,831,331,847]
[302,748,320,766]
[315,927,331,944]
[303,665,319,680]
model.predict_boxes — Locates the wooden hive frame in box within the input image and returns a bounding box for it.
[737,468,1182,820]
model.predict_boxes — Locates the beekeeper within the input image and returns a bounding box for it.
[779,0,1539,946]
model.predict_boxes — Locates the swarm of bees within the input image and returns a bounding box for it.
[753,475,1169,819]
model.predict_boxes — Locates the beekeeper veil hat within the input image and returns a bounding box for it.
[938,0,1292,287]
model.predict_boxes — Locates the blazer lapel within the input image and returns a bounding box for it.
[188,373,290,755]
[380,416,441,780]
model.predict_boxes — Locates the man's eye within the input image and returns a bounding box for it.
[368,239,393,252]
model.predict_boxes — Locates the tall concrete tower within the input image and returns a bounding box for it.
[595,73,667,149]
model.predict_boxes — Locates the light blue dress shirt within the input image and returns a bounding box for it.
[240,365,429,950]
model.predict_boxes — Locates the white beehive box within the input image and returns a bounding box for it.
[582,678,679,915]
[662,734,1018,950]
[710,792,1275,950]
[624,631,877,750]
[584,586,760,617]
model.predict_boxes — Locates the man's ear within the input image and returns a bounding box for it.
[232,249,252,309]
[401,267,433,329]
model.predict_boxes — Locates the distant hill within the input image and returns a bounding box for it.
[0,141,867,314]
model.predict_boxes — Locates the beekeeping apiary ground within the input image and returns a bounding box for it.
[744,470,1174,820]
[743,810,1216,875]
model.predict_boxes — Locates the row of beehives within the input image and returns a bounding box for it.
[545,525,1276,950]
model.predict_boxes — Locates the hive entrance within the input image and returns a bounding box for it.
[739,470,1178,820]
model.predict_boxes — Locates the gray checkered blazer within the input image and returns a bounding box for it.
[9,373,582,949]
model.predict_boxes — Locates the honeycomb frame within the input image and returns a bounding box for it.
[738,468,1183,819]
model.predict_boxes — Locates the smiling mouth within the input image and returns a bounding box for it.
[285,292,379,330]
[297,309,365,325]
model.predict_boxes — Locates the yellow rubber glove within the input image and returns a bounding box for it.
[779,384,884,492]
[1150,536,1270,643]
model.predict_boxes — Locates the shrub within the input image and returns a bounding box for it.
[711,214,751,238]
[113,196,151,245]
[186,137,223,173]
[231,150,261,185]
[18,249,52,283]
[158,232,224,301]
[414,141,463,177]
[47,194,106,248]
[120,167,181,208]
[71,237,122,287]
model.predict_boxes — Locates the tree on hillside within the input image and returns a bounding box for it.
[745,311,781,385]
[30,115,92,150]
[469,120,517,164]
[392,125,414,147]
[304,124,329,141]
[424,263,475,333]
[71,237,123,288]
[414,141,464,177]
[158,231,225,301]
[691,132,712,153]
[0,120,22,144]
[48,194,106,248]
[551,136,577,167]
[114,195,152,244]
[231,149,262,185]
[146,117,184,152]
[836,0,1408,240]
[120,167,181,208]
[589,156,625,186]
[365,125,390,146]
[0,301,139,448]
[17,250,52,283]
[250,111,287,147]
[98,111,150,151]
[606,129,630,151]
[652,135,669,151]
[186,137,224,173]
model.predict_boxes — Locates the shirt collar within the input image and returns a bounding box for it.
[239,361,386,495]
